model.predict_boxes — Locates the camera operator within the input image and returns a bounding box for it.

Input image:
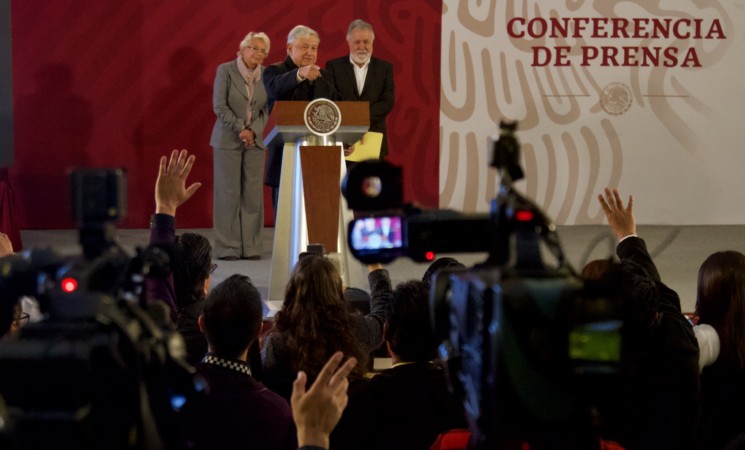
[146,149,209,364]
[590,188,701,450]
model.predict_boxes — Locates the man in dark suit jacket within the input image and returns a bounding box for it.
[263,25,339,212]
[326,19,395,159]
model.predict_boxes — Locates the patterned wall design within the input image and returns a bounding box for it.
[10,0,441,228]
[440,0,744,225]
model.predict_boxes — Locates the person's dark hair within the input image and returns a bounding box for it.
[422,257,466,290]
[344,287,371,315]
[581,258,658,332]
[173,233,212,307]
[0,300,19,337]
[385,280,435,362]
[275,254,367,378]
[696,251,745,371]
[580,258,615,281]
[202,274,263,359]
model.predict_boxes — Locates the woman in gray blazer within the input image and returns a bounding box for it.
[210,32,270,260]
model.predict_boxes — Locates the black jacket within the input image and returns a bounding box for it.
[331,361,466,450]
[261,55,340,186]
[325,56,394,157]
[611,237,701,450]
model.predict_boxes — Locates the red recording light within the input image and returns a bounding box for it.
[425,251,435,261]
[61,277,78,293]
[515,210,534,222]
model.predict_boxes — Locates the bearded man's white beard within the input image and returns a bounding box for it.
[352,51,370,65]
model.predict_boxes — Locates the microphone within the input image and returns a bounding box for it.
[318,69,343,101]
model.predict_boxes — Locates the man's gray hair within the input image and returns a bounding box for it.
[346,19,375,41]
[287,25,320,44]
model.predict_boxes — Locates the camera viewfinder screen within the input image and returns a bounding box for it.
[351,216,403,251]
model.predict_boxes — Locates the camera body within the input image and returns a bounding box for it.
[71,168,127,224]
[347,211,492,264]
[341,121,548,266]
[0,169,196,450]
[430,264,623,448]
[342,122,623,448]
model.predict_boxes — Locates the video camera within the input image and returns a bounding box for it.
[342,159,492,264]
[342,122,624,449]
[0,169,199,450]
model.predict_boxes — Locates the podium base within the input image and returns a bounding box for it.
[267,142,368,302]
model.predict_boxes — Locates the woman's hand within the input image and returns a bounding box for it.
[239,128,256,147]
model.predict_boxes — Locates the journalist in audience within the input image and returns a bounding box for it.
[331,279,466,450]
[171,232,212,363]
[694,251,745,448]
[1,302,27,339]
[179,274,296,450]
[0,234,18,338]
[262,254,390,400]
[146,149,209,364]
[589,188,701,450]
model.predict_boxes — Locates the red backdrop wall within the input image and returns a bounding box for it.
[9,0,441,229]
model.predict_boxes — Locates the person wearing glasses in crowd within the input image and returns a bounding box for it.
[0,233,42,332]
[0,233,32,339]
[2,303,29,339]
[210,32,271,261]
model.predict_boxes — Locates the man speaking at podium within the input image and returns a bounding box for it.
[263,25,340,213]
[326,19,394,159]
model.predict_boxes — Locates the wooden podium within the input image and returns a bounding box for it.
[265,100,369,306]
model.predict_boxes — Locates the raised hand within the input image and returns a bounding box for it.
[155,149,202,217]
[598,187,636,240]
[0,232,13,257]
[291,352,358,448]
